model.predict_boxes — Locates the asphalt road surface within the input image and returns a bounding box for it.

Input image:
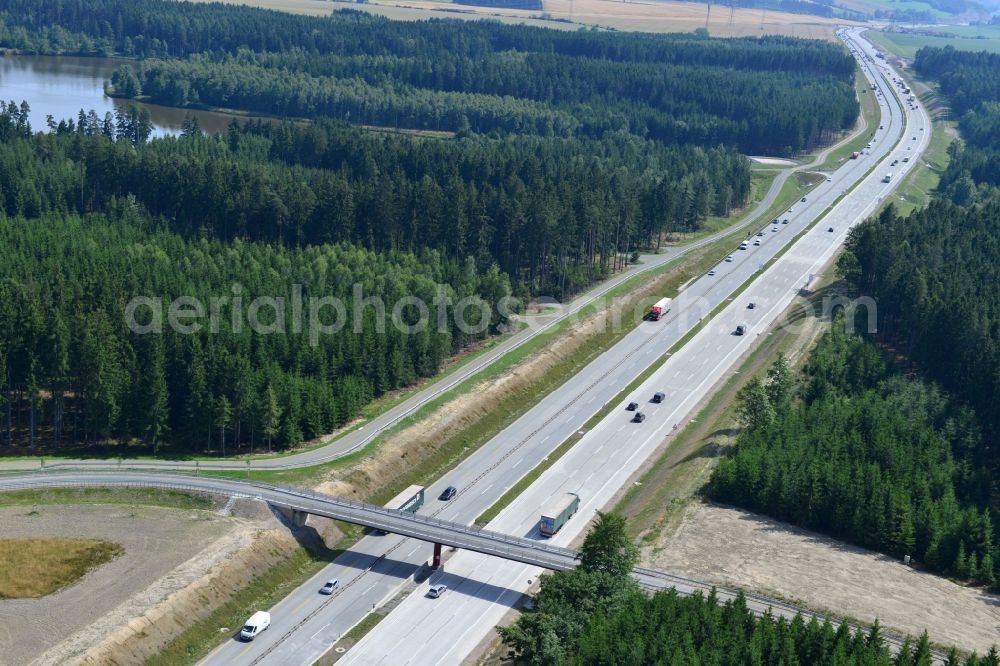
[193,27,924,666]
[337,28,932,665]
[0,28,925,666]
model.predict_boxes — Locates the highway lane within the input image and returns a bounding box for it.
[338,27,933,664]
[198,28,916,666]
[0,29,909,666]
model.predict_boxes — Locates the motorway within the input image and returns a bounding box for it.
[0,28,929,666]
[202,27,920,666]
[337,27,932,665]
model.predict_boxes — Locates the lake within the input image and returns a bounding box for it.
[0,53,266,136]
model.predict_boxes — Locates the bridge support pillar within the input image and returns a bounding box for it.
[291,509,308,527]
[432,542,443,569]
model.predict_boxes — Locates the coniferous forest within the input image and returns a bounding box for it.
[709,44,1000,589]
[0,0,860,455]
[710,329,997,585]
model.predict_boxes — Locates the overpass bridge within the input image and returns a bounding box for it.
[0,472,590,571]
[0,471,944,660]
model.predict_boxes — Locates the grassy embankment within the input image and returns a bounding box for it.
[0,537,124,599]
[0,486,214,510]
[145,528,355,666]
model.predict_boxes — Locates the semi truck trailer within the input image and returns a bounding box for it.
[648,297,672,321]
[539,492,580,537]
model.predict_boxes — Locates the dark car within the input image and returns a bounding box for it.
[626,401,639,411]
[438,486,457,501]
[632,412,646,423]
[828,227,835,232]
[747,302,756,310]
[651,392,665,404]
[735,324,746,336]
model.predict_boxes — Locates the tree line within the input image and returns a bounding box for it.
[500,512,988,664]
[845,45,1000,461]
[0,0,859,156]
[0,106,749,299]
[0,206,510,453]
[0,0,860,456]
[710,328,998,586]
[114,46,856,155]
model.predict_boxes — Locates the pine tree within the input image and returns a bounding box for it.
[215,395,231,457]
[736,376,775,431]
[262,384,282,454]
[765,352,794,407]
[955,541,968,578]
[139,335,169,453]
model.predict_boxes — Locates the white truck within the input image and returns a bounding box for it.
[648,297,672,321]
[240,611,271,641]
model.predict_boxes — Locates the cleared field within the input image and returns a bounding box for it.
[192,0,857,38]
[0,538,123,599]
[0,503,242,666]
[540,0,853,37]
[652,502,1000,655]
[869,26,1000,59]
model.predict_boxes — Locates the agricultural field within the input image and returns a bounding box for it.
[869,25,1000,58]
[191,0,856,39]
[836,0,953,20]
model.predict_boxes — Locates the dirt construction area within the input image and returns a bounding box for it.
[0,501,284,666]
[649,501,1000,655]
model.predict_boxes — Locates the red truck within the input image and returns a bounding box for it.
[648,297,672,321]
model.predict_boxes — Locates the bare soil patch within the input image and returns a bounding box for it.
[649,501,1000,655]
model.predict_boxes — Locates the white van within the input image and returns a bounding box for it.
[240,611,271,641]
